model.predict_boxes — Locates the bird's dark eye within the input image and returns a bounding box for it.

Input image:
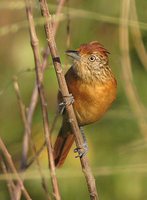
[89,55,96,62]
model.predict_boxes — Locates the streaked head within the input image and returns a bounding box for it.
[66,41,113,83]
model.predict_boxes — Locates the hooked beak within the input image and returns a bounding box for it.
[65,50,80,61]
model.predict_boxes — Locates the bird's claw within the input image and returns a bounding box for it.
[59,94,74,114]
[74,147,83,158]
[74,143,88,158]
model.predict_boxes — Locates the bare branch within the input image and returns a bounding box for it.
[119,0,147,138]
[13,77,51,199]
[39,0,99,199]
[21,84,38,169]
[27,111,59,168]
[0,155,16,200]
[130,0,147,71]
[21,0,66,171]
[25,0,61,199]
[0,138,32,200]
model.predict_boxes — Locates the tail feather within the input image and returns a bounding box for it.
[54,127,74,168]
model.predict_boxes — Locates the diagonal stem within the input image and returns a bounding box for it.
[13,77,50,199]
[25,0,61,199]
[0,138,32,200]
[119,0,147,139]
[21,0,66,170]
[0,155,16,200]
[39,0,99,199]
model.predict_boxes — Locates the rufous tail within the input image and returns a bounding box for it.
[54,126,74,168]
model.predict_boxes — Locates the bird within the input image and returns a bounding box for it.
[53,41,117,167]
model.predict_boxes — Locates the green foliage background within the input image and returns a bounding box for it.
[0,0,147,199]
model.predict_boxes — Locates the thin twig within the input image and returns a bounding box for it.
[0,137,32,200]
[20,84,38,169]
[13,77,51,200]
[25,0,61,199]
[13,75,31,199]
[66,0,71,48]
[39,1,99,199]
[130,0,147,71]
[26,111,60,168]
[21,0,66,171]
[42,0,66,69]
[2,163,147,181]
[0,155,16,200]
[119,0,147,138]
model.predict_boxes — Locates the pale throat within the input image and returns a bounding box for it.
[72,61,114,84]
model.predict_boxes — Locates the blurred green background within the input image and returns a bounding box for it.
[0,0,147,199]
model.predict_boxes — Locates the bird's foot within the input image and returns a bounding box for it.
[74,142,88,158]
[58,93,74,114]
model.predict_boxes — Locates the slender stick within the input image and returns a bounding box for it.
[13,77,51,200]
[20,84,38,169]
[0,155,16,200]
[130,0,147,71]
[119,0,147,138]
[21,0,66,170]
[26,111,59,169]
[25,0,61,199]
[0,138,32,200]
[39,1,99,199]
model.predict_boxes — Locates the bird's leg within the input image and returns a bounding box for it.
[58,93,74,114]
[74,126,88,158]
